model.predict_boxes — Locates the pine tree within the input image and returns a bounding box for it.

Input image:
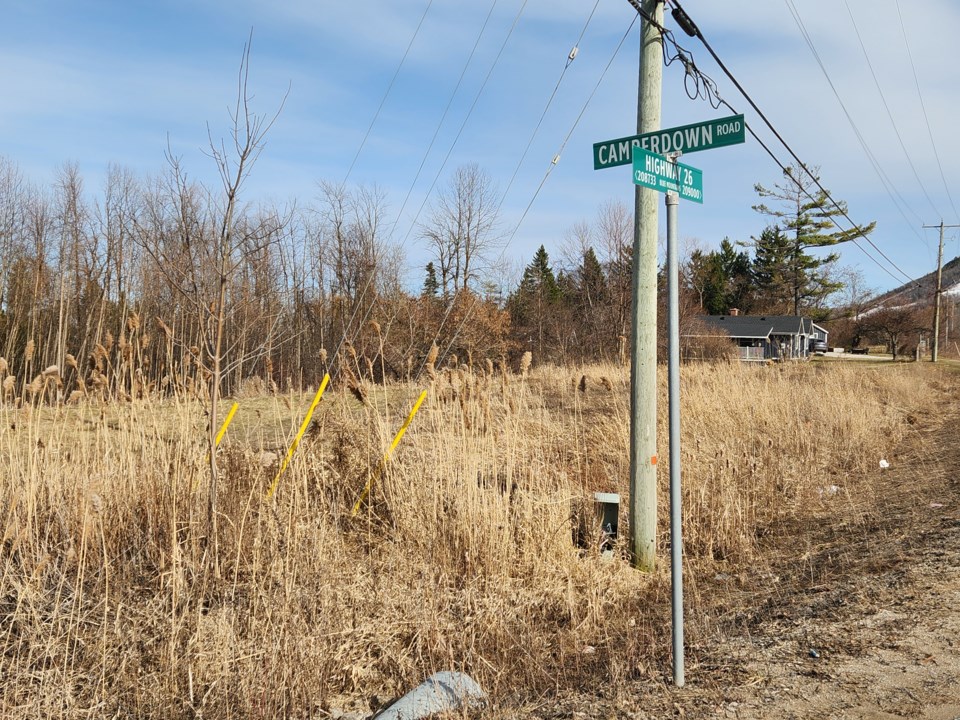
[753,165,874,314]
[509,245,563,359]
[577,247,607,311]
[519,245,561,300]
[685,238,752,315]
[751,226,794,313]
[422,261,440,298]
[716,238,753,312]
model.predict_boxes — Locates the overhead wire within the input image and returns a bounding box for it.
[326,0,500,377]
[428,14,639,371]
[844,0,940,220]
[505,15,639,248]
[895,0,960,224]
[732,103,913,286]
[391,0,501,233]
[782,0,928,252]
[343,0,435,184]
[359,0,501,373]
[659,0,918,286]
[396,0,532,253]
[424,0,605,369]
[329,0,530,379]
[498,0,601,211]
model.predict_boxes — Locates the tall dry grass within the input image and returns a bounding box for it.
[0,359,948,717]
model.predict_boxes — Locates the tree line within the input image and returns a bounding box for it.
[7,130,938,405]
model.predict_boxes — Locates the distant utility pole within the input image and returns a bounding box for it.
[922,221,960,362]
[628,0,663,571]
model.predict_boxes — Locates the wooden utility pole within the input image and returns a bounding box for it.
[628,0,663,571]
[923,221,960,362]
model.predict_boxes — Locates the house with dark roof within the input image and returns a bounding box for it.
[687,313,829,361]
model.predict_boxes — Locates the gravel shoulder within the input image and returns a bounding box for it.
[519,374,960,719]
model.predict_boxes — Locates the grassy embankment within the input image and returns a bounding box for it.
[0,359,952,717]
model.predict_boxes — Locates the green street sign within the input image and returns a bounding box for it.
[593,114,744,170]
[633,148,703,203]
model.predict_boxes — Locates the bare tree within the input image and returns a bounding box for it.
[836,267,875,318]
[558,219,593,271]
[420,164,500,297]
[595,200,633,343]
[859,305,930,360]
[0,159,27,361]
[134,37,287,573]
[315,180,394,372]
[23,188,54,377]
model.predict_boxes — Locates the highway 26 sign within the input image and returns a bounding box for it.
[632,148,703,204]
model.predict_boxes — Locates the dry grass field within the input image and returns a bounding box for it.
[0,359,954,718]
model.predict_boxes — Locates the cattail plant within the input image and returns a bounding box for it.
[2,375,15,400]
[426,343,439,381]
[25,374,43,400]
[519,351,532,377]
[348,381,368,405]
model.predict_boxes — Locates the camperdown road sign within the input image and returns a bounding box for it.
[593,114,744,170]
[632,148,703,204]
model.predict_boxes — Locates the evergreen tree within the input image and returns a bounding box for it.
[753,165,874,314]
[509,245,563,359]
[518,244,561,300]
[750,226,793,313]
[422,261,440,298]
[577,246,607,311]
[685,238,752,315]
[715,238,753,312]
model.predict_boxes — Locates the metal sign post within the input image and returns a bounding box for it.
[664,154,684,688]
[598,112,740,689]
[632,148,694,687]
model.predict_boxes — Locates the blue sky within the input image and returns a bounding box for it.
[3,0,960,296]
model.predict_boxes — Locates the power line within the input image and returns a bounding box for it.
[325,1,501,377]
[329,0,531,379]
[498,0,600,212]
[343,0,435,184]
[390,0,501,235]
[423,0,607,370]
[428,14,639,372]
[507,15,638,245]
[844,0,940,220]
[895,0,960,224]
[782,0,918,224]
[737,112,911,286]
[396,0,532,251]
[658,0,918,287]
[782,0,928,251]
